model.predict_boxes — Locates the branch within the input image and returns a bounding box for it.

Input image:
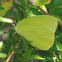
[5,51,15,62]
[29,0,62,26]
[37,6,50,15]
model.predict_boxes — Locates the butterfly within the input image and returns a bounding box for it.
[15,15,58,50]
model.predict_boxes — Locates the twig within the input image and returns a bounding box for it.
[5,51,15,62]
[29,0,62,26]
[37,6,50,15]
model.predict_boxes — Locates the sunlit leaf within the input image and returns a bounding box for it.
[0,41,3,49]
[34,0,51,6]
[0,1,13,16]
[28,55,45,60]
[0,17,13,23]
[0,52,7,58]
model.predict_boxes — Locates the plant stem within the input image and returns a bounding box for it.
[37,6,50,15]
[5,51,15,62]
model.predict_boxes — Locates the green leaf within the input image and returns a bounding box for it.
[34,0,51,6]
[0,17,13,23]
[55,40,62,52]
[51,8,62,16]
[0,52,7,58]
[46,0,62,13]
[0,41,3,49]
[28,55,45,60]
[0,1,13,17]
[15,15,58,50]
[56,33,62,42]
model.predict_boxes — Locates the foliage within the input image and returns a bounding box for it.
[0,0,62,62]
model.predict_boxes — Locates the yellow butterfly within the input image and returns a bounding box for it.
[15,15,58,50]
